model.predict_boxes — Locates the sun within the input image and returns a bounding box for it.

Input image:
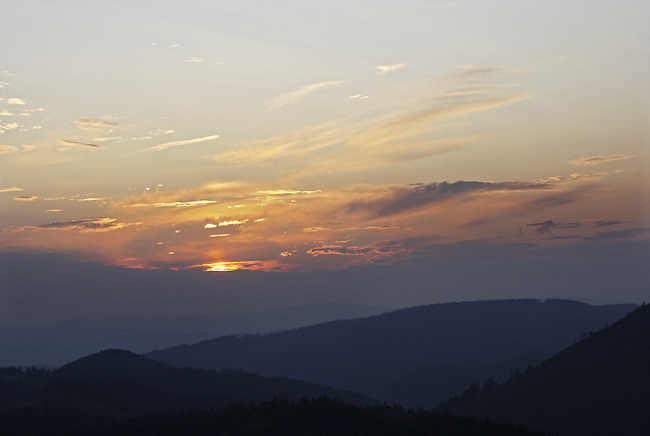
[203,262,241,272]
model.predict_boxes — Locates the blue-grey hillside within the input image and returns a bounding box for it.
[440,303,650,436]
[148,299,636,406]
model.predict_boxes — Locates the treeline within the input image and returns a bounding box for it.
[0,395,550,436]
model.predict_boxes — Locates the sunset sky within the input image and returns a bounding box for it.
[1,1,648,321]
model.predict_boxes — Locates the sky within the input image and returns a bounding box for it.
[1,1,649,322]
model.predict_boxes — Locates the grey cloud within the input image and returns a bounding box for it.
[346,180,551,218]
[596,220,625,227]
[527,219,582,235]
[59,140,101,148]
[586,228,650,242]
[569,154,634,166]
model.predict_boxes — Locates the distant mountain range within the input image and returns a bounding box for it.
[0,302,384,367]
[148,299,636,406]
[440,303,650,436]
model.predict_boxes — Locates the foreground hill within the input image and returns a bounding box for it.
[441,303,650,436]
[0,396,551,436]
[148,299,635,405]
[0,349,373,417]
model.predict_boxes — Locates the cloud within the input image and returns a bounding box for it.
[586,228,650,241]
[133,200,217,208]
[185,57,204,62]
[376,63,407,75]
[457,65,499,76]
[38,218,131,232]
[257,189,321,196]
[139,134,220,152]
[13,195,37,201]
[75,119,120,131]
[0,122,19,134]
[595,220,625,227]
[0,186,22,192]
[92,136,122,142]
[6,98,26,105]
[218,219,249,226]
[216,67,528,178]
[58,139,101,149]
[0,144,36,155]
[526,219,581,235]
[269,81,343,110]
[346,180,551,218]
[569,154,634,166]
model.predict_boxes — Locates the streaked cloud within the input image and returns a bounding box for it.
[346,180,551,218]
[38,218,132,232]
[75,118,120,131]
[185,57,204,62]
[0,144,35,155]
[0,186,22,192]
[269,81,343,110]
[595,220,625,227]
[58,139,101,149]
[376,63,407,75]
[526,219,581,235]
[139,134,220,152]
[218,219,248,226]
[13,195,38,201]
[136,200,218,208]
[92,136,122,142]
[569,154,634,166]
[257,189,321,196]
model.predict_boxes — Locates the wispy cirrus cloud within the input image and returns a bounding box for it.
[376,63,407,75]
[269,81,343,110]
[569,154,634,166]
[0,186,22,192]
[216,67,529,180]
[138,134,220,153]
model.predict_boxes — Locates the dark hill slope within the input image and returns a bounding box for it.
[1,350,374,416]
[441,304,650,436]
[148,299,635,402]
[0,396,552,436]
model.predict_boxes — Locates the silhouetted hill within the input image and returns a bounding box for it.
[0,349,373,416]
[148,299,636,405]
[441,304,650,436]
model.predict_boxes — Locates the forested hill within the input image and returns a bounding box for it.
[148,299,636,404]
[0,396,552,436]
[440,303,650,436]
[0,349,373,418]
